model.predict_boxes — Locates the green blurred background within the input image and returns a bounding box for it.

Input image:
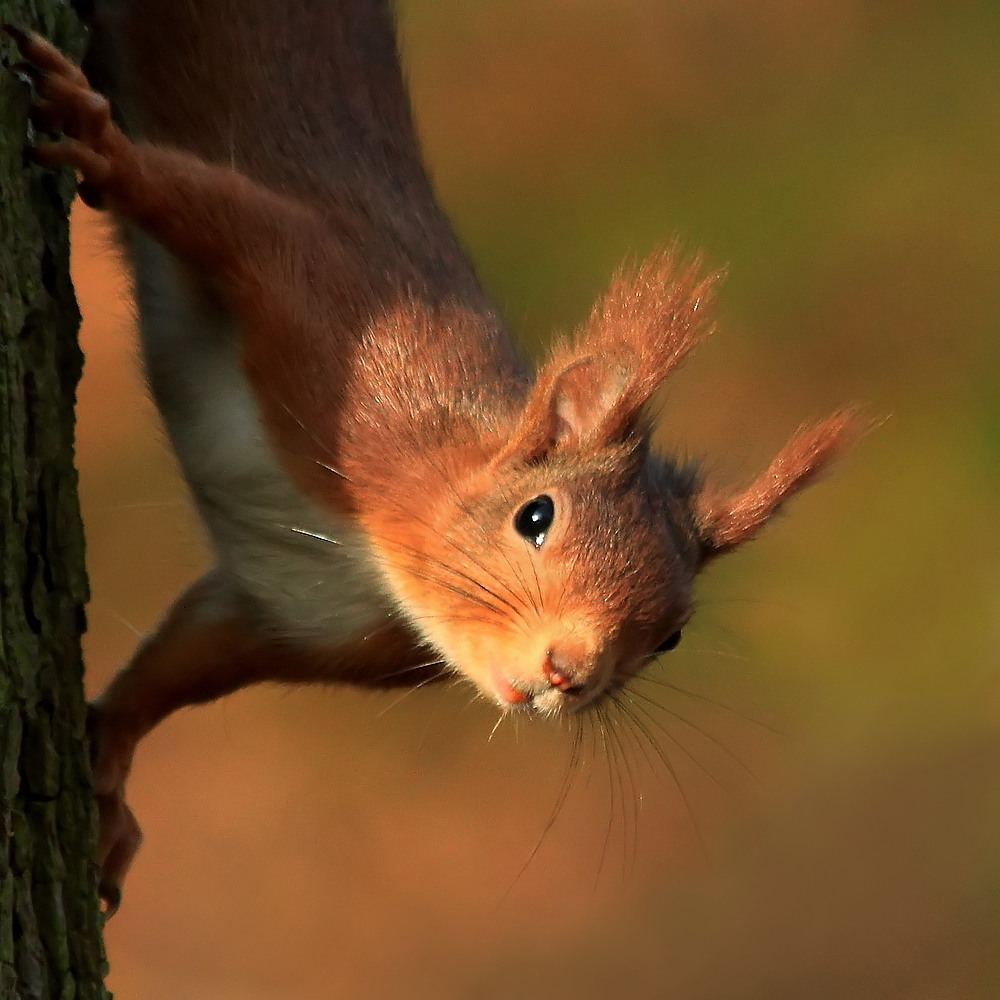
[73,1,1000,996]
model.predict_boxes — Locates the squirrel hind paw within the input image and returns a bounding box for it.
[89,701,143,916]
[95,791,142,918]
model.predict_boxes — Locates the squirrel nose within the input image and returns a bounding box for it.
[542,647,587,695]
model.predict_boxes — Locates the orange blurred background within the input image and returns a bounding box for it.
[74,1,1000,997]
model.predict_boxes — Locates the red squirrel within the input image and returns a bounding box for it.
[5,3,856,912]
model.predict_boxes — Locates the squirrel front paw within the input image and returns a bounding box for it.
[4,24,129,208]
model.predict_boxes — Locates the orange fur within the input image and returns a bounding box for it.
[695,410,863,556]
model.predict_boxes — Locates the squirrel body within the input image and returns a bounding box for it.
[102,0,515,650]
[133,237,388,647]
[5,0,856,911]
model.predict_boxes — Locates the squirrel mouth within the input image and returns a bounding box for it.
[488,665,600,714]
[490,666,532,707]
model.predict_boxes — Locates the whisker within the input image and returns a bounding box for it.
[499,718,583,904]
[593,703,617,893]
[407,613,502,628]
[460,690,485,713]
[360,618,407,641]
[635,675,786,737]
[377,537,530,626]
[255,401,536,633]
[611,693,707,857]
[622,690,733,796]
[363,488,536,624]
[684,619,754,662]
[554,542,585,619]
[488,712,506,742]
[375,674,441,716]
[396,564,508,619]
[602,702,626,882]
[685,645,751,664]
[497,538,541,617]
[608,701,643,879]
[313,458,351,481]
[523,538,544,614]
[273,397,347,470]
[376,658,447,681]
[96,603,143,638]
[279,524,343,545]
[629,684,761,785]
[480,483,543,616]
[603,703,630,881]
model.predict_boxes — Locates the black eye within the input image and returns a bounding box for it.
[513,494,555,548]
[654,630,682,654]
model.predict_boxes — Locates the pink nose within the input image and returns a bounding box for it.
[542,648,586,694]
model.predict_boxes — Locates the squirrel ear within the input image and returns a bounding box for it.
[693,410,862,559]
[496,354,631,464]
[499,250,716,465]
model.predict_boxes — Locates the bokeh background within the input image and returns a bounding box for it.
[73,1,1000,997]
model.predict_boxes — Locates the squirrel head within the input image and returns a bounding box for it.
[359,250,858,713]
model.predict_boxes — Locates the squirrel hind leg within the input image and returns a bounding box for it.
[88,570,280,912]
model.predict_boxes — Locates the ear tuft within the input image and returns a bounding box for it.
[694,409,865,558]
[577,247,718,402]
[501,247,719,463]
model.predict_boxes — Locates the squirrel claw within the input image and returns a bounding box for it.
[6,25,123,204]
[4,25,89,86]
[1,22,30,46]
[98,882,122,918]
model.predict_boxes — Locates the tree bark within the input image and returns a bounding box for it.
[0,4,109,998]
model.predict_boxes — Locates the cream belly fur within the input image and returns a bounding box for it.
[129,235,388,643]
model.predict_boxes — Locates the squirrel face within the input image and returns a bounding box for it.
[350,253,857,714]
[368,442,702,715]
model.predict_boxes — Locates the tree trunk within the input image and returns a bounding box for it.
[0,3,109,997]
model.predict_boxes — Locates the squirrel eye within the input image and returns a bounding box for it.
[655,630,683,654]
[513,494,555,548]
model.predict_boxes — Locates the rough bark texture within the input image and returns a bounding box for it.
[0,3,109,997]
